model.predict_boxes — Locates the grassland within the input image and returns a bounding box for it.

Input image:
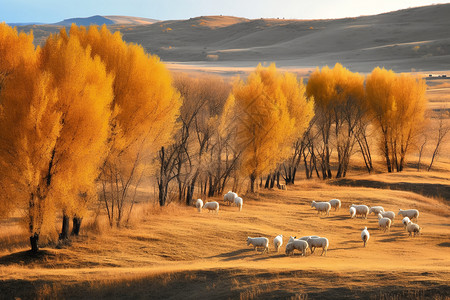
[1,167,449,299]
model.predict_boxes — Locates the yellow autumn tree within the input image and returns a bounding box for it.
[68,25,181,225]
[0,23,36,90]
[224,64,314,192]
[306,63,365,178]
[0,25,113,251]
[0,24,38,218]
[366,67,427,172]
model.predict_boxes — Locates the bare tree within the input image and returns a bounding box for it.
[428,109,450,171]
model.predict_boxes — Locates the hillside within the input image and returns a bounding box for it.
[119,4,450,72]
[53,15,158,26]
[16,4,450,72]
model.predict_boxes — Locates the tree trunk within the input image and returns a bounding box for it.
[383,140,392,173]
[250,173,256,193]
[59,213,70,240]
[264,174,271,189]
[186,173,198,206]
[158,180,166,207]
[275,171,280,188]
[71,217,82,236]
[30,233,39,253]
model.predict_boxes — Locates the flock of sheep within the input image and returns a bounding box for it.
[194,192,422,257]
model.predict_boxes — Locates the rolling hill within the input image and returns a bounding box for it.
[15,4,450,72]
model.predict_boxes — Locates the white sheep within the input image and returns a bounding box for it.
[406,221,421,237]
[273,235,283,252]
[247,237,269,253]
[311,201,331,216]
[285,239,309,256]
[306,237,329,256]
[329,199,341,211]
[203,201,219,213]
[377,213,392,232]
[379,211,395,224]
[398,209,419,221]
[349,207,356,218]
[223,191,237,206]
[195,199,203,212]
[361,227,370,247]
[402,216,411,230]
[350,204,369,219]
[234,196,243,211]
[369,206,385,216]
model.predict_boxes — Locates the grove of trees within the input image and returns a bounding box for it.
[0,24,438,253]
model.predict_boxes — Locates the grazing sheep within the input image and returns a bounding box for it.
[195,199,203,212]
[398,209,419,221]
[234,196,243,211]
[306,237,329,256]
[285,239,309,256]
[379,211,395,224]
[247,237,269,253]
[329,199,341,211]
[361,227,370,247]
[369,206,385,216]
[223,191,237,206]
[350,204,369,219]
[402,217,411,230]
[377,213,392,232]
[203,201,219,213]
[311,201,331,216]
[349,207,356,218]
[273,235,283,252]
[405,220,421,237]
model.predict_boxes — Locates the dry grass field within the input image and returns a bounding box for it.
[1,169,449,299]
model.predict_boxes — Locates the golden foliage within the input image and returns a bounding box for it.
[366,67,427,171]
[0,24,114,237]
[0,23,36,78]
[67,25,180,225]
[224,64,314,190]
[306,63,365,112]
[39,30,114,216]
[68,25,181,169]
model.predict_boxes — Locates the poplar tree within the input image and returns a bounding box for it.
[224,64,314,192]
[366,67,427,172]
[0,25,113,251]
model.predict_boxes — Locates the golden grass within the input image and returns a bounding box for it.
[1,171,449,298]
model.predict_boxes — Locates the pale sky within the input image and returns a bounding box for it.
[1,0,449,23]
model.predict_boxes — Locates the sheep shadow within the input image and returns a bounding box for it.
[209,248,253,260]
[331,240,361,251]
[437,242,450,247]
[252,253,286,261]
[377,237,398,243]
[327,215,349,221]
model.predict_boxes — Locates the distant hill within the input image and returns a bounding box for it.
[53,15,158,26]
[16,4,450,72]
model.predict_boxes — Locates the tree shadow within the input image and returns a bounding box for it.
[0,249,55,266]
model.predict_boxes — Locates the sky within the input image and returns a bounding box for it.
[1,0,449,23]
